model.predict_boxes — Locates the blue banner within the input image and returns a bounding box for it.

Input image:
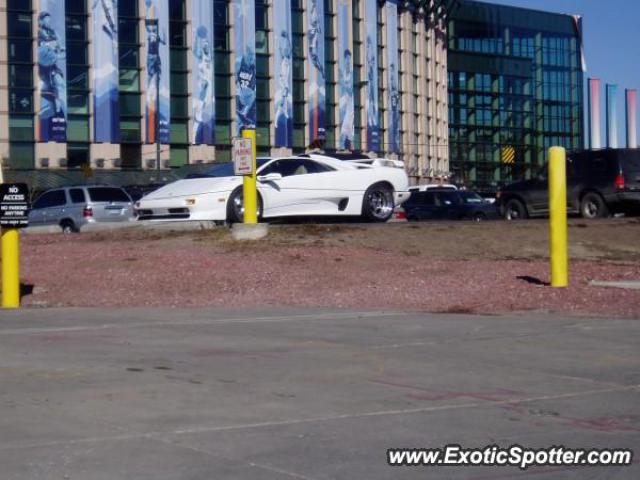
[37,0,67,142]
[386,1,400,153]
[307,0,326,145]
[365,0,379,151]
[145,0,170,144]
[233,0,256,135]
[273,0,293,147]
[192,0,215,145]
[337,0,354,150]
[93,0,120,143]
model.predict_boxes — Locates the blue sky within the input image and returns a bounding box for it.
[484,0,639,147]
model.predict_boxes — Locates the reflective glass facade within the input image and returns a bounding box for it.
[448,0,584,190]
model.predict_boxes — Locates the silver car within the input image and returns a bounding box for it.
[29,185,136,233]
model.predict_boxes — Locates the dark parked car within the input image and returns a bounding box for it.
[497,148,640,220]
[403,189,499,221]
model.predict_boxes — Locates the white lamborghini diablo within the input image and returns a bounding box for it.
[135,154,410,223]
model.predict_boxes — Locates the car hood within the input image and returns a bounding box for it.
[142,177,241,200]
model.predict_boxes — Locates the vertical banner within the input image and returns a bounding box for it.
[626,89,638,149]
[364,0,379,151]
[337,0,354,150]
[36,0,67,142]
[192,0,215,144]
[145,0,170,144]
[93,0,120,143]
[588,78,601,149]
[386,1,400,154]
[274,0,293,147]
[233,0,256,135]
[307,0,326,145]
[606,84,618,149]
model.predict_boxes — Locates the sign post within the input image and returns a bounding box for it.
[233,133,258,224]
[1,183,30,308]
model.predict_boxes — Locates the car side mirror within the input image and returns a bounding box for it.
[257,173,283,182]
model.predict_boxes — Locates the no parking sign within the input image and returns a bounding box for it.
[233,137,254,176]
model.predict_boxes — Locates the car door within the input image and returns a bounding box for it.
[29,190,67,225]
[527,165,550,214]
[258,159,340,217]
[435,191,462,220]
[413,192,439,220]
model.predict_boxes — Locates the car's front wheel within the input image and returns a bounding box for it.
[504,198,527,221]
[226,187,263,224]
[580,192,608,219]
[362,183,395,223]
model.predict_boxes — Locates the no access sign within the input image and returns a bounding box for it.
[0,183,30,229]
[233,137,254,176]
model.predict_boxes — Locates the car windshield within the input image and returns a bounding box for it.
[460,192,484,204]
[192,159,271,178]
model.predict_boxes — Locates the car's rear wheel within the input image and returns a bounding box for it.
[504,199,527,221]
[226,187,263,224]
[362,183,395,223]
[60,219,77,234]
[580,192,608,219]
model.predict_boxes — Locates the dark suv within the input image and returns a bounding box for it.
[497,149,640,220]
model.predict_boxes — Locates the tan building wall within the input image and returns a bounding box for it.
[1,0,449,182]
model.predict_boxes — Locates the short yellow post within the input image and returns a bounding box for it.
[241,129,258,224]
[548,146,568,288]
[2,228,20,308]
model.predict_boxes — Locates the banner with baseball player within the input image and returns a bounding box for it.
[273,0,293,147]
[192,0,215,145]
[145,0,171,144]
[337,0,354,150]
[307,0,326,145]
[233,0,257,135]
[364,0,380,151]
[36,0,67,142]
[386,0,400,153]
[93,0,120,143]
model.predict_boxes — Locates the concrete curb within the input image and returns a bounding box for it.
[589,280,640,290]
[231,223,269,241]
[22,221,219,235]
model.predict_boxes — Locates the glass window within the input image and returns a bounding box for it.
[67,116,90,142]
[67,67,89,90]
[8,39,32,63]
[68,94,89,114]
[119,69,141,92]
[9,115,34,141]
[34,190,67,209]
[88,188,131,203]
[9,90,33,114]
[120,46,140,68]
[69,189,86,204]
[8,143,34,169]
[119,19,139,44]
[120,93,141,116]
[9,65,32,88]
[7,12,32,37]
[66,43,88,65]
[66,15,87,41]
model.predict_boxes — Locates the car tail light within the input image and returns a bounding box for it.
[615,173,625,191]
[395,210,407,220]
[83,206,93,218]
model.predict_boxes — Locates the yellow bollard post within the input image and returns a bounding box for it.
[1,228,20,308]
[241,129,258,224]
[548,146,568,288]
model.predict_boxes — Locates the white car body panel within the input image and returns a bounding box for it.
[136,155,409,222]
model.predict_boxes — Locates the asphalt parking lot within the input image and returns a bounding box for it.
[0,307,638,479]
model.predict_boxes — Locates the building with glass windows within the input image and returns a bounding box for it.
[447,0,585,190]
[0,0,451,185]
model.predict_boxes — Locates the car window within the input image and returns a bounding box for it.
[423,192,436,206]
[259,159,334,177]
[88,187,130,203]
[436,192,461,206]
[69,188,86,204]
[460,192,484,204]
[33,190,67,209]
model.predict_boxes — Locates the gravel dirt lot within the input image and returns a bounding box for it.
[9,218,640,317]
